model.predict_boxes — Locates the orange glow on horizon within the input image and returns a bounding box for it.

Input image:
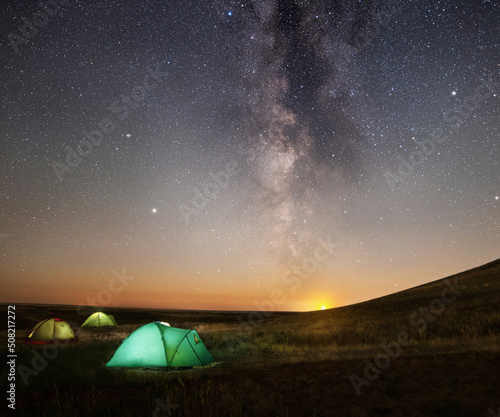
[3,257,495,312]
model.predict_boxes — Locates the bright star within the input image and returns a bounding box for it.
[152,208,157,213]
[451,91,457,96]
[227,11,232,16]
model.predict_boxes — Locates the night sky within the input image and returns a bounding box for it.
[1,0,498,311]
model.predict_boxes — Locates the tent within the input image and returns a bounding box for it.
[81,312,118,327]
[25,318,77,344]
[105,322,214,368]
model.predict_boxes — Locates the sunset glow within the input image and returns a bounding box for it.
[1,0,497,312]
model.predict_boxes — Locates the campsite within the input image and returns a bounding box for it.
[1,259,499,416]
[1,0,498,415]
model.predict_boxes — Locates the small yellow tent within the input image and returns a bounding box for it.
[81,312,118,327]
[25,318,77,344]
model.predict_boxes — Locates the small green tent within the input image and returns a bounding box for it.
[25,318,77,344]
[105,322,214,368]
[81,312,118,327]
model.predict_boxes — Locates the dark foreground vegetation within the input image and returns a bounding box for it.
[1,259,499,416]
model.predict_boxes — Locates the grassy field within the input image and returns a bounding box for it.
[1,259,499,416]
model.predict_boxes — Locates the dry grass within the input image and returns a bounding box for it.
[1,259,499,416]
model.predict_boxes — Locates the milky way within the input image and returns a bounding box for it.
[224,0,371,266]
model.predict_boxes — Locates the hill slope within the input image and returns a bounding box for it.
[1,259,498,417]
[317,257,500,319]
[215,258,500,360]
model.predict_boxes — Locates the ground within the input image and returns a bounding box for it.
[1,259,499,416]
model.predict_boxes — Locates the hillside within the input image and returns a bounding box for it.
[216,258,500,360]
[1,259,499,416]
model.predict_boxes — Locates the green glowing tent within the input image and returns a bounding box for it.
[105,322,214,368]
[25,318,77,344]
[81,312,118,327]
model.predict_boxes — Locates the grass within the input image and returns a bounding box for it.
[1,259,499,416]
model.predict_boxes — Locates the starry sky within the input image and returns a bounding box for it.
[1,0,498,311]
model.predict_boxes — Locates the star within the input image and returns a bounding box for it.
[1,0,497,319]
